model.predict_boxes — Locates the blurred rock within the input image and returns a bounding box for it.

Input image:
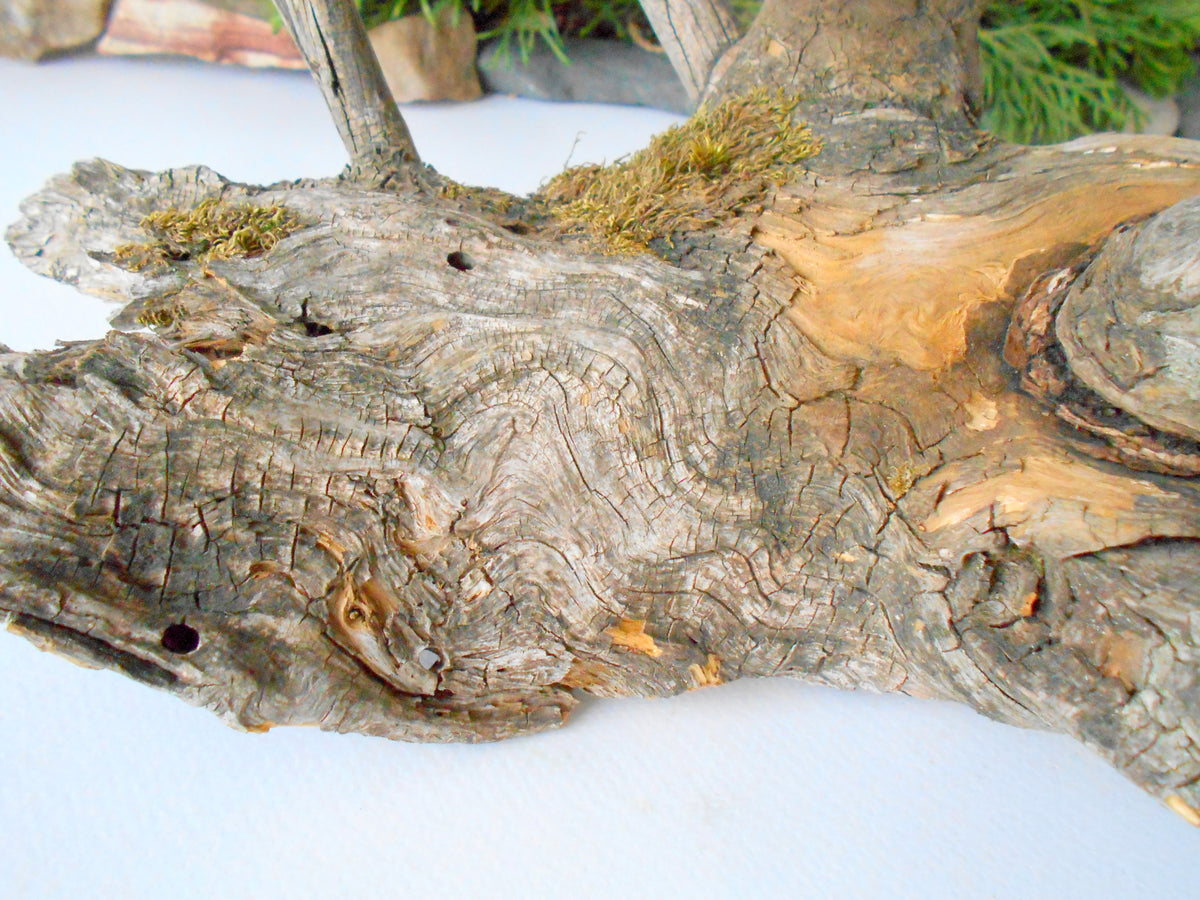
[369,9,480,103]
[1120,80,1180,137]
[97,0,304,68]
[202,0,274,17]
[479,37,689,114]
[0,0,112,60]
[1178,72,1200,141]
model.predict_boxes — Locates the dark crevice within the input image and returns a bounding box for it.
[9,613,177,687]
[446,250,475,272]
[296,298,336,338]
[302,320,335,338]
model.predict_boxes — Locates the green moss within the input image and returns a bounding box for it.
[134,297,185,328]
[537,88,820,254]
[112,242,172,274]
[439,180,518,216]
[113,198,305,273]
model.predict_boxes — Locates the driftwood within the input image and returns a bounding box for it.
[4,0,1200,828]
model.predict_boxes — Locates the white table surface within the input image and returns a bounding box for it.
[0,54,1196,899]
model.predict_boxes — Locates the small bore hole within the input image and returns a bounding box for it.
[446,251,474,272]
[417,647,443,671]
[161,623,200,654]
[303,320,334,337]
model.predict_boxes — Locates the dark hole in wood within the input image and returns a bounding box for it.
[446,251,474,272]
[190,345,242,362]
[303,320,334,337]
[161,623,200,654]
[503,221,531,235]
[296,298,335,337]
[444,217,460,227]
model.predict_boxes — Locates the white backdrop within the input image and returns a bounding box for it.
[0,55,1196,898]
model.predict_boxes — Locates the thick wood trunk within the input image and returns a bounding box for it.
[637,0,739,103]
[4,0,1200,827]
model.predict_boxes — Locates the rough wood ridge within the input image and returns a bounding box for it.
[4,0,1200,827]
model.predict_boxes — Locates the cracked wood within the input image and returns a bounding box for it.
[3,0,1200,828]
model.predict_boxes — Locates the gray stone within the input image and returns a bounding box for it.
[478,36,690,114]
[1121,80,1180,136]
[369,9,481,102]
[0,0,111,60]
[1177,72,1200,141]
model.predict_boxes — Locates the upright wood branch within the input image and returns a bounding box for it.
[637,0,741,103]
[274,0,419,183]
[710,0,984,132]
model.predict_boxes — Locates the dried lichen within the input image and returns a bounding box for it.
[113,198,304,272]
[885,462,919,498]
[112,241,170,273]
[538,88,820,253]
[439,181,517,216]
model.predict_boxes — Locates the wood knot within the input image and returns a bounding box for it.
[1005,236,1200,477]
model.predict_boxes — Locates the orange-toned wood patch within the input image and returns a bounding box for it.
[919,455,1200,556]
[688,654,723,688]
[605,619,663,657]
[758,138,1200,370]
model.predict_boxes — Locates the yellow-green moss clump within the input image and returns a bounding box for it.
[133,294,185,328]
[538,88,820,253]
[114,198,304,272]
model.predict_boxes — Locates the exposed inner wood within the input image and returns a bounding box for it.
[917,453,1200,556]
[757,137,1200,370]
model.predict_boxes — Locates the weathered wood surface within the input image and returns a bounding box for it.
[4,0,1200,828]
[273,0,418,180]
[1057,197,1200,442]
[638,0,739,103]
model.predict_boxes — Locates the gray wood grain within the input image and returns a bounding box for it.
[4,0,1200,828]
[638,0,740,103]
[1058,197,1200,441]
[274,0,419,182]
